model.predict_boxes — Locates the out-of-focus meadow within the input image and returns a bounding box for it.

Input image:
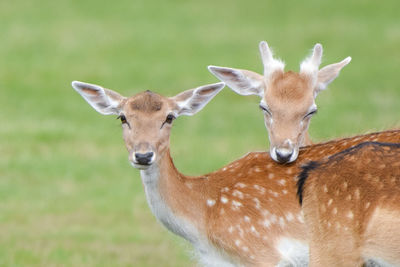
[0,0,399,266]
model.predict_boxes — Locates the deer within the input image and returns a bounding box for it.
[297,142,400,267]
[72,80,400,266]
[208,41,351,164]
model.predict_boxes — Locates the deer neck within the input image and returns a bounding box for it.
[139,149,207,245]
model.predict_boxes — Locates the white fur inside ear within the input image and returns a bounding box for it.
[72,81,122,115]
[315,56,352,93]
[175,82,224,116]
[208,66,263,97]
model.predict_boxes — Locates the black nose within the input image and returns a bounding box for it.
[135,152,154,165]
[276,150,292,163]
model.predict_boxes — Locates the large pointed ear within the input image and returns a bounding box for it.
[170,82,225,116]
[72,81,126,115]
[316,56,351,93]
[208,66,264,97]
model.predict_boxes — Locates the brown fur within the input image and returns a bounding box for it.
[301,142,400,266]
[117,90,400,266]
[79,85,400,266]
[269,71,310,102]
[129,91,163,112]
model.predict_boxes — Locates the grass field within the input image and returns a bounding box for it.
[1,0,399,266]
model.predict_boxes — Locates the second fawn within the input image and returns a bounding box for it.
[209,42,351,163]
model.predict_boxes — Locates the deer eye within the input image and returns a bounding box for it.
[259,104,272,116]
[117,115,127,124]
[305,109,317,118]
[117,114,131,128]
[161,114,176,129]
[165,114,176,124]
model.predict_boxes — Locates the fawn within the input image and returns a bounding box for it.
[209,41,351,163]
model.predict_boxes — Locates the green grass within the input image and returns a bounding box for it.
[1,0,399,266]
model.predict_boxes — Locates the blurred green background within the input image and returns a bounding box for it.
[0,0,399,266]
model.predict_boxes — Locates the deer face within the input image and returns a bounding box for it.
[72,81,225,170]
[209,41,351,163]
[261,71,317,163]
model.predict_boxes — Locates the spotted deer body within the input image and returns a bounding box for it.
[209,42,351,163]
[298,142,400,267]
[72,80,400,266]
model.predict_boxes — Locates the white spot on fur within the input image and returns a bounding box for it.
[244,216,251,223]
[231,200,243,210]
[285,212,294,222]
[268,173,275,179]
[221,187,229,193]
[250,226,259,237]
[254,167,263,173]
[323,184,328,193]
[282,189,288,195]
[261,209,270,217]
[253,198,261,209]
[207,199,216,207]
[235,239,241,247]
[232,190,244,199]
[235,183,246,188]
[228,226,234,233]
[237,226,244,237]
[342,182,348,190]
[347,211,354,219]
[327,199,333,206]
[354,188,360,199]
[332,207,338,215]
[221,196,228,204]
[262,219,271,228]
[269,189,279,197]
[277,179,286,186]
[253,184,266,194]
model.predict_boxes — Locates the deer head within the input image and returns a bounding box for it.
[209,42,351,163]
[72,81,225,169]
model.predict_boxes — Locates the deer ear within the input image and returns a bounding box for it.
[315,56,351,94]
[208,66,264,97]
[72,81,126,115]
[171,82,225,116]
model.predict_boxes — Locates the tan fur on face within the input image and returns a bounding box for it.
[122,91,175,158]
[264,72,314,148]
[268,71,311,102]
[129,91,163,112]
